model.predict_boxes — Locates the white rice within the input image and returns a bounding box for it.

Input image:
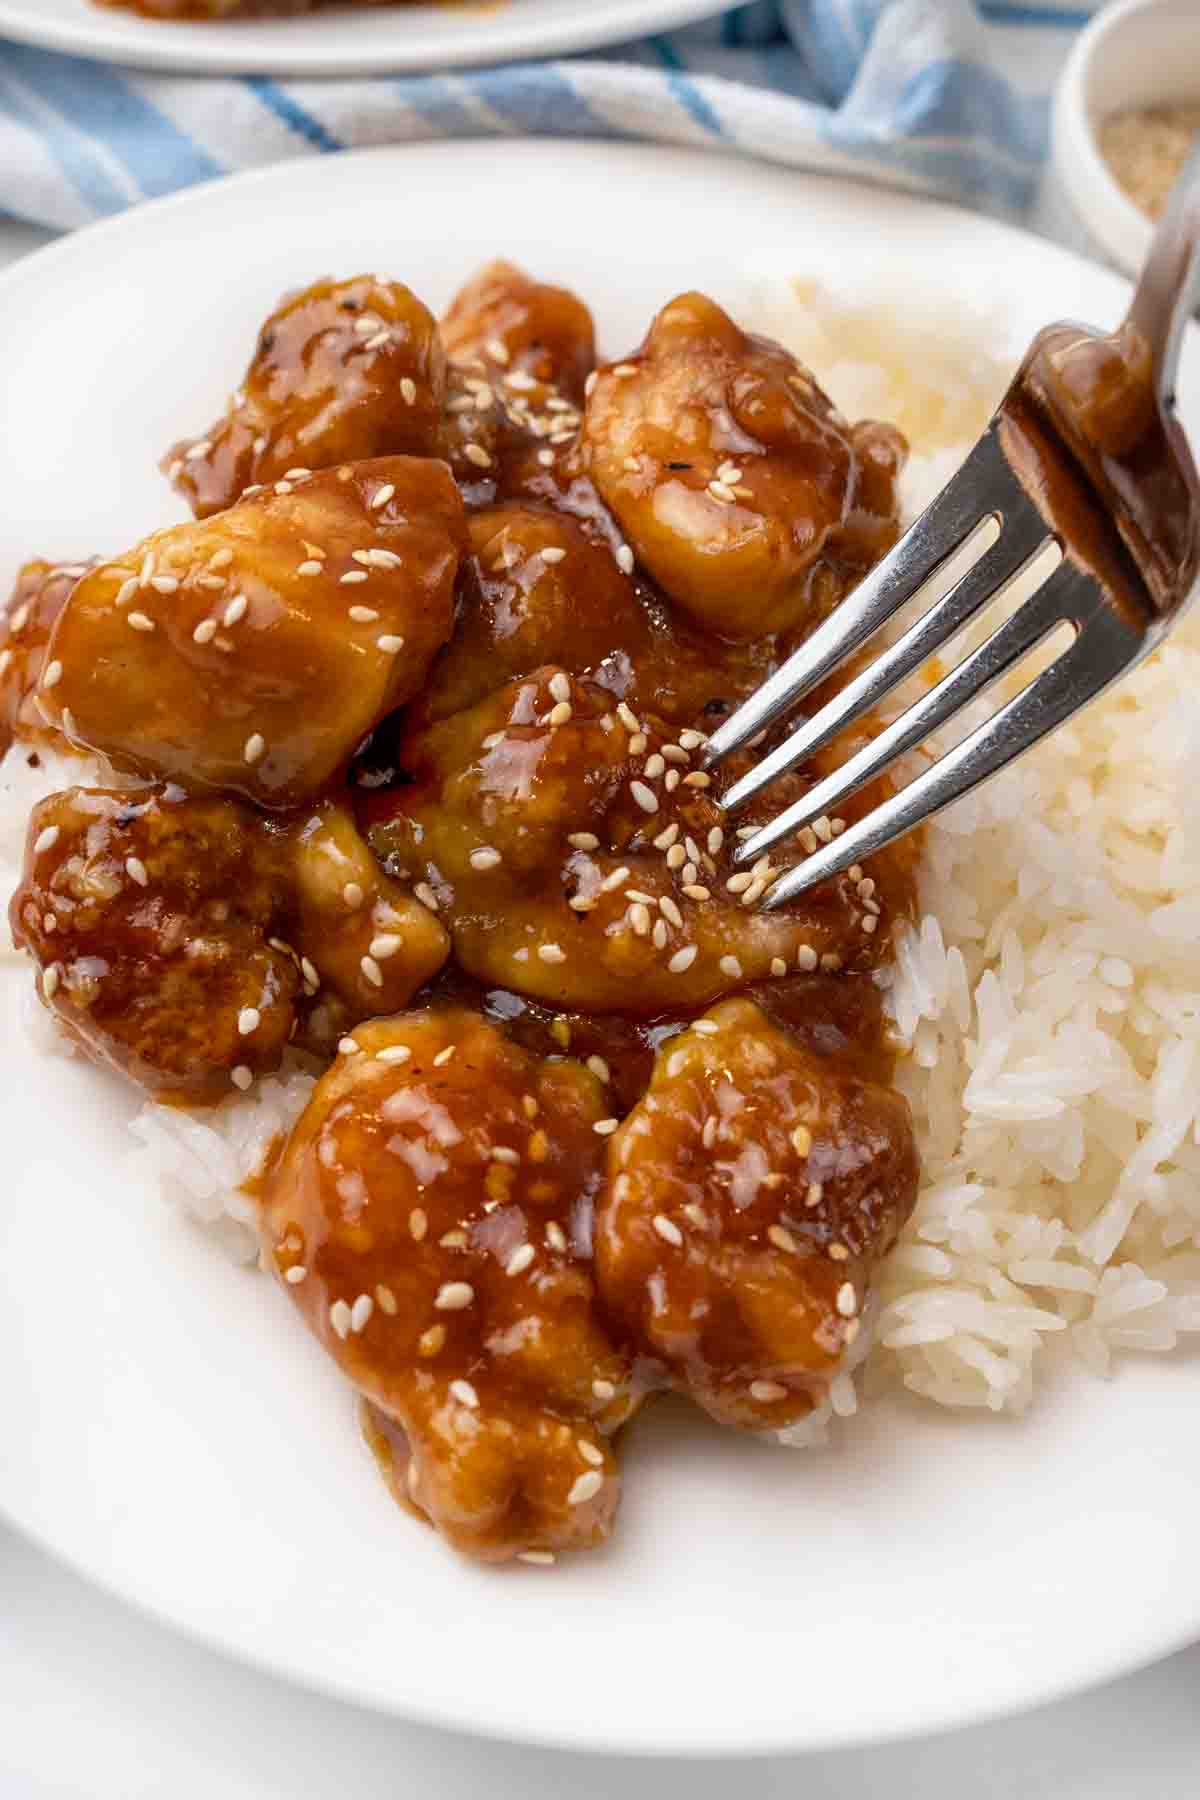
[7,278,1200,1427]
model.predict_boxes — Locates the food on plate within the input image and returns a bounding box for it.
[36,459,466,809]
[595,999,918,1428]
[165,278,447,519]
[583,291,905,639]
[95,0,397,17]
[29,253,1197,1570]
[4,258,923,1561]
[10,785,449,1102]
[262,1009,638,1561]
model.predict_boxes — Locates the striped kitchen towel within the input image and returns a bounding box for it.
[0,0,1098,234]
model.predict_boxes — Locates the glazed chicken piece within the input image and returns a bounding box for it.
[419,506,655,723]
[163,276,447,519]
[594,999,919,1429]
[416,503,779,729]
[261,1008,638,1563]
[363,667,914,1014]
[0,558,93,757]
[441,261,596,404]
[583,291,906,640]
[37,459,466,811]
[10,786,449,1103]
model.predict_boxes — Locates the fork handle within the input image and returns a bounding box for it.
[1126,136,1200,412]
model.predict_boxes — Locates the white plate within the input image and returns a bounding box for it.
[1,142,1198,1758]
[0,0,724,75]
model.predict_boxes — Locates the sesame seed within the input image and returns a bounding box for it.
[114,577,139,607]
[836,1282,857,1317]
[518,1551,556,1566]
[127,612,155,633]
[548,700,573,728]
[537,448,555,466]
[368,483,396,512]
[720,955,743,979]
[209,548,234,570]
[540,546,567,566]
[464,443,492,469]
[338,1037,360,1055]
[692,1019,719,1036]
[192,619,218,645]
[419,1324,446,1357]
[585,1055,611,1085]
[668,945,698,973]
[42,964,61,998]
[630,780,658,815]
[369,934,401,960]
[538,943,567,964]
[363,331,391,352]
[489,1145,519,1167]
[592,1380,616,1407]
[33,826,59,856]
[768,1224,799,1254]
[342,882,364,909]
[431,1044,456,1068]
[297,560,323,577]
[415,882,439,912]
[568,1470,604,1507]
[506,1243,536,1277]
[829,1243,850,1262]
[750,1380,788,1402]
[409,1208,428,1241]
[450,1378,479,1410]
[231,1065,252,1091]
[435,1282,474,1311]
[568,831,599,852]
[377,635,406,655]
[197,574,227,591]
[244,733,266,765]
[284,1266,307,1285]
[340,570,369,586]
[653,1214,684,1246]
[42,660,63,690]
[222,594,248,628]
[807,1181,825,1208]
[400,376,418,405]
[150,574,179,596]
[593,1117,620,1136]
[770,957,788,978]
[708,480,736,503]
[376,1044,412,1064]
[790,1125,813,1157]
[615,544,634,575]
[468,846,503,874]
[300,957,320,990]
[796,945,819,972]
[601,865,632,893]
[350,1293,374,1333]
[120,855,148,889]
[330,1300,352,1340]
[360,955,384,988]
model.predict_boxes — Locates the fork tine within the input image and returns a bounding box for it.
[703,430,1010,767]
[721,517,1052,816]
[762,598,1142,909]
[734,564,1075,867]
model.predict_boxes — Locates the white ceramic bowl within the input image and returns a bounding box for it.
[1040,0,1200,276]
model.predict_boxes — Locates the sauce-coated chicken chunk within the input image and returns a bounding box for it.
[0,558,92,757]
[164,276,447,517]
[595,999,919,1428]
[261,1009,638,1562]
[584,291,905,639]
[38,459,465,810]
[441,261,595,403]
[365,668,913,1013]
[10,785,449,1103]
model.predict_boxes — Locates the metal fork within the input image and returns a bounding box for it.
[706,142,1200,910]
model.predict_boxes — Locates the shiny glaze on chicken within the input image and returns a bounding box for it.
[5,262,920,1565]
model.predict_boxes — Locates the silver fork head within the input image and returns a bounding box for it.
[709,319,1200,907]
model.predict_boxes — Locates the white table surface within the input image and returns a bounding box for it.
[2,206,1198,1799]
